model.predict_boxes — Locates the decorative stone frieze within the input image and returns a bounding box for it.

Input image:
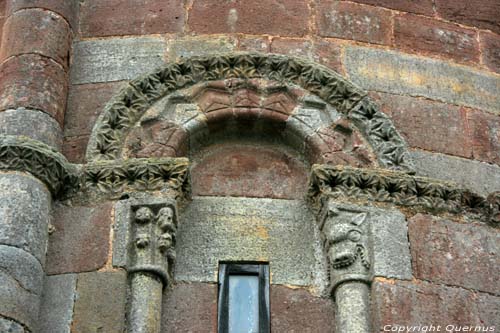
[309,164,491,222]
[0,135,78,195]
[81,157,190,199]
[86,52,414,173]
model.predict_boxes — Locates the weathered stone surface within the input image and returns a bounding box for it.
[369,208,412,280]
[65,81,127,137]
[175,197,329,294]
[162,282,218,333]
[270,37,314,59]
[313,38,344,74]
[372,279,499,330]
[409,214,499,294]
[188,0,309,36]
[72,271,127,333]
[467,108,500,165]
[38,274,77,333]
[481,32,500,74]
[166,36,236,61]
[335,282,370,332]
[375,92,472,158]
[410,150,500,196]
[237,35,270,53]
[344,46,500,114]
[0,108,62,150]
[62,135,89,164]
[190,144,309,199]
[346,0,434,15]
[0,245,43,295]
[0,173,50,264]
[0,317,25,333]
[70,37,166,84]
[435,0,500,34]
[394,13,479,64]
[0,54,68,124]
[6,0,79,29]
[46,203,113,274]
[0,9,71,68]
[80,0,184,37]
[271,285,335,332]
[317,1,392,45]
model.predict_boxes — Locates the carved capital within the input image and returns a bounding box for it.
[0,135,78,196]
[128,202,178,285]
[320,203,372,292]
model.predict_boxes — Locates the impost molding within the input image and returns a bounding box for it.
[0,135,78,196]
[308,164,500,227]
[86,52,414,172]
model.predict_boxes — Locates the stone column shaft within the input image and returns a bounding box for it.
[335,282,371,333]
[128,273,164,333]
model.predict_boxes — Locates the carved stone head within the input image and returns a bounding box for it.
[135,206,154,224]
[157,207,175,232]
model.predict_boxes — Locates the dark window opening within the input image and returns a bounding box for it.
[218,263,270,333]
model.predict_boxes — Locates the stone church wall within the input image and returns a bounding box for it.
[0,1,498,332]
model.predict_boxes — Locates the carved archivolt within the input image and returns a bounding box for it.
[86,52,414,173]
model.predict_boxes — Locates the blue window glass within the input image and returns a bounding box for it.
[228,275,259,333]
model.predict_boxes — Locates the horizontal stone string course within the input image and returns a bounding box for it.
[0,135,78,195]
[308,164,499,227]
[86,52,415,173]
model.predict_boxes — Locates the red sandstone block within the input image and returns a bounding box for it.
[394,13,479,64]
[188,0,309,36]
[342,0,434,16]
[375,93,473,158]
[0,9,71,69]
[0,54,68,124]
[80,0,184,37]
[313,38,344,74]
[435,0,500,34]
[270,286,335,332]
[125,120,185,158]
[270,38,313,59]
[481,32,500,74]
[409,214,499,294]
[372,279,499,329]
[466,108,500,165]
[46,203,113,274]
[0,16,4,47]
[62,135,89,163]
[65,82,127,137]
[6,0,79,29]
[316,1,392,45]
[237,36,270,53]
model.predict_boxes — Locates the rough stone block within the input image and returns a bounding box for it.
[0,108,62,150]
[467,108,500,165]
[190,145,309,199]
[80,0,184,37]
[409,214,499,294]
[344,46,500,114]
[6,0,79,29]
[175,197,329,294]
[0,54,68,124]
[317,1,392,45]
[188,0,309,36]
[345,0,434,16]
[270,38,314,59]
[481,31,500,74]
[0,317,25,333]
[435,0,500,34]
[410,150,500,196]
[65,82,127,137]
[271,285,335,332]
[372,279,499,330]
[0,245,43,295]
[237,35,270,53]
[0,173,50,265]
[161,282,218,333]
[0,9,71,69]
[73,271,127,333]
[313,38,344,74]
[46,203,113,275]
[166,36,236,61]
[62,135,89,164]
[70,37,166,84]
[38,274,77,333]
[375,92,472,158]
[394,13,479,64]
